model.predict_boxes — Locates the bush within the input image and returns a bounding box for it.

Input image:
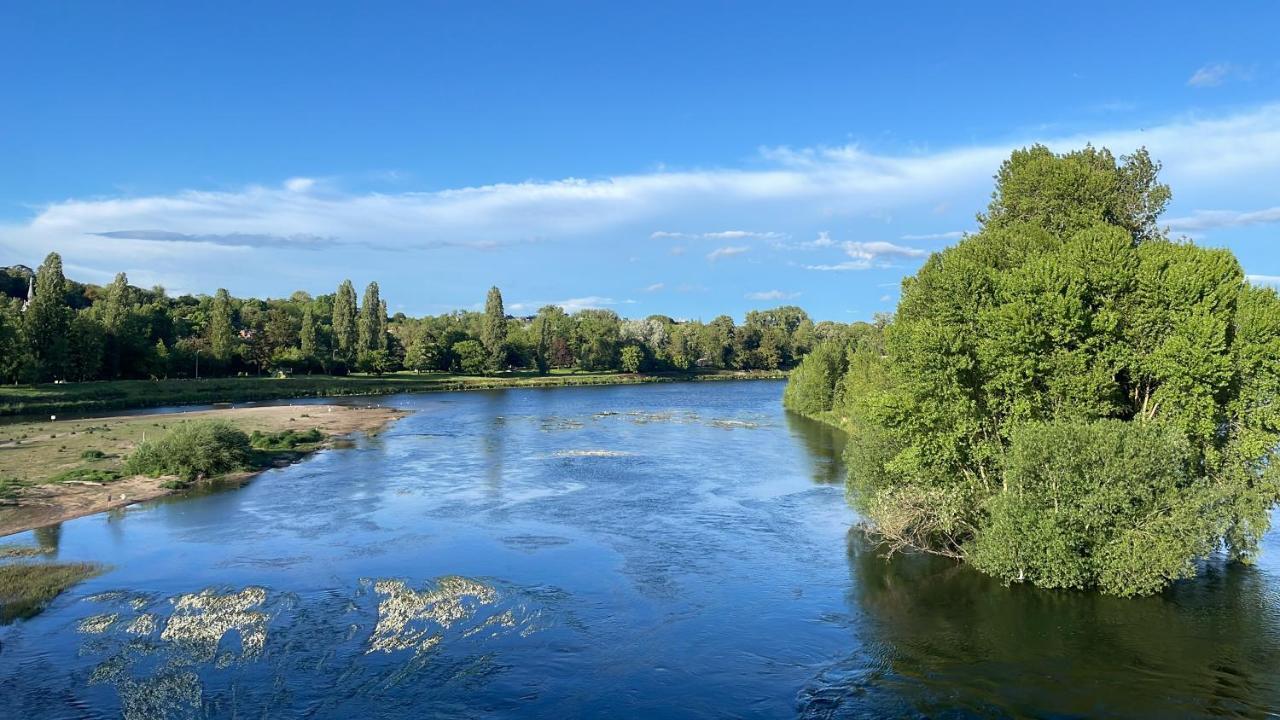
[79,449,106,460]
[249,427,324,450]
[50,467,123,484]
[123,420,251,481]
[620,346,644,373]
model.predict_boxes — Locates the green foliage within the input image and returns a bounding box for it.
[481,286,508,373]
[249,427,324,450]
[357,349,394,375]
[332,280,358,363]
[49,466,123,484]
[25,253,71,381]
[123,420,252,482]
[358,281,386,353]
[0,562,105,624]
[794,144,1280,596]
[207,288,237,362]
[79,449,106,460]
[452,340,487,375]
[620,345,644,373]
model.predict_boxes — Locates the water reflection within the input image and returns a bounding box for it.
[783,411,848,485]
[32,522,61,554]
[800,530,1280,718]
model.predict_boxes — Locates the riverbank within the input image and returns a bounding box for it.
[0,369,785,418]
[0,404,405,537]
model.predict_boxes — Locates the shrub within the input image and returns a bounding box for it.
[79,449,106,460]
[123,420,251,482]
[249,427,324,450]
[50,467,123,484]
[620,346,644,373]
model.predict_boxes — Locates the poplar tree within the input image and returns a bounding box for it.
[332,280,357,362]
[99,272,133,377]
[481,286,507,373]
[25,252,71,380]
[377,299,389,351]
[358,281,382,352]
[208,288,236,362]
[300,305,317,359]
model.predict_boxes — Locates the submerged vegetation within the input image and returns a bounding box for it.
[786,145,1280,596]
[0,561,105,623]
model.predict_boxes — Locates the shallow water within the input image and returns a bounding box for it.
[1,380,1277,718]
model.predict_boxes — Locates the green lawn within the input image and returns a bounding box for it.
[0,369,784,417]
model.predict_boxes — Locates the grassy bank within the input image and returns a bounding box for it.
[0,369,785,418]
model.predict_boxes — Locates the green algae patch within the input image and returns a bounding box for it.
[0,561,106,623]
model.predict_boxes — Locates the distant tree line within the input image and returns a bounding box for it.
[0,263,836,384]
[786,145,1280,597]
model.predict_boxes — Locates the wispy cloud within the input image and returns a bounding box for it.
[803,239,929,271]
[6,103,1280,292]
[508,296,620,313]
[746,289,800,301]
[651,230,784,241]
[1246,274,1280,289]
[707,245,750,261]
[644,282,665,292]
[899,230,966,241]
[1166,206,1280,233]
[1187,63,1235,88]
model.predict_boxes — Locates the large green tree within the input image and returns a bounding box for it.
[332,280,358,363]
[795,145,1280,596]
[24,252,72,381]
[357,282,384,353]
[480,286,508,373]
[207,288,237,363]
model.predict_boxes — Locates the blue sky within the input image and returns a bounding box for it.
[2,2,1279,320]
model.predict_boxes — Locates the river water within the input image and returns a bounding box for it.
[1,381,1277,718]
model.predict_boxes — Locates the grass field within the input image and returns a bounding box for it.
[0,368,785,418]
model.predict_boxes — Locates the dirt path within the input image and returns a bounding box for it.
[0,404,406,537]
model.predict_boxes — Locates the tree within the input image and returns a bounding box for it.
[299,305,317,360]
[66,313,105,381]
[207,288,236,363]
[332,280,358,363]
[25,252,72,380]
[814,145,1280,596]
[574,309,621,370]
[480,286,508,373]
[0,297,30,384]
[99,272,134,377]
[452,339,487,375]
[357,281,383,353]
[620,345,644,373]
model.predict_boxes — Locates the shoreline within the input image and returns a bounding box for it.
[0,369,785,420]
[0,405,407,538]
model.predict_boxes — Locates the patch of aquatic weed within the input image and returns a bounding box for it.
[710,418,761,430]
[366,576,497,654]
[552,449,633,458]
[117,670,203,720]
[0,543,52,559]
[161,586,269,661]
[0,561,106,623]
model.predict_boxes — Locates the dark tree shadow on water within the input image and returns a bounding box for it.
[797,529,1280,719]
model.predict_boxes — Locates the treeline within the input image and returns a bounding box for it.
[785,145,1280,597]
[0,261,837,384]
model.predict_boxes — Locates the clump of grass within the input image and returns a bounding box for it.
[124,420,251,482]
[0,562,106,624]
[0,477,26,500]
[50,467,124,484]
[80,449,107,460]
[249,427,324,451]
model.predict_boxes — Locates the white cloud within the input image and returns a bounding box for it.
[508,296,619,313]
[651,230,784,241]
[1166,206,1280,233]
[7,103,1280,292]
[1187,63,1233,88]
[707,245,750,261]
[644,282,665,292]
[1246,274,1280,288]
[843,241,929,261]
[746,289,800,300]
[900,230,966,241]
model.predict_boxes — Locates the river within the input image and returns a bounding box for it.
[1,380,1277,718]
